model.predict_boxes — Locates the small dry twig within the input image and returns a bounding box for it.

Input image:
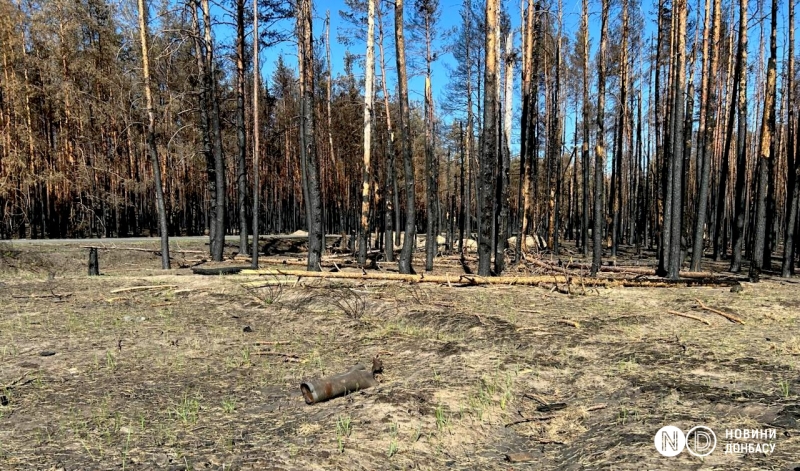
[251,351,300,362]
[110,285,177,294]
[11,292,72,299]
[666,310,711,325]
[505,414,559,426]
[557,319,581,328]
[694,298,745,325]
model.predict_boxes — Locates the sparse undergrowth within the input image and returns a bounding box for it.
[0,241,798,469]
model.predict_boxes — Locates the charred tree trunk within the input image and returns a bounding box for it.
[479,0,499,276]
[424,5,436,272]
[729,0,748,272]
[200,0,226,262]
[236,0,248,255]
[459,122,466,256]
[783,0,798,278]
[298,0,323,271]
[714,24,740,262]
[691,0,720,271]
[749,0,777,281]
[666,0,687,280]
[251,0,260,268]
[190,3,216,259]
[495,30,513,274]
[516,0,534,261]
[591,0,608,276]
[375,3,396,262]
[581,0,590,256]
[137,0,170,269]
[358,0,375,266]
[395,0,417,274]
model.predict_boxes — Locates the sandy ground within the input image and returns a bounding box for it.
[0,240,799,470]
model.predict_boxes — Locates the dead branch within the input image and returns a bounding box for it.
[584,403,608,412]
[694,298,745,325]
[11,292,72,299]
[505,402,607,427]
[109,285,177,294]
[2,372,34,391]
[81,245,203,254]
[506,452,536,463]
[666,310,711,325]
[505,414,559,426]
[251,351,300,362]
[557,319,581,328]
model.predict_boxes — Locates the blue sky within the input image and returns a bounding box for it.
[208,0,795,155]
[248,0,644,151]
[258,0,481,106]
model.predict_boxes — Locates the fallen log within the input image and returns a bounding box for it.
[241,269,575,285]
[192,266,249,276]
[239,268,743,288]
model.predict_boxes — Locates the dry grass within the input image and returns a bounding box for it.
[0,241,798,469]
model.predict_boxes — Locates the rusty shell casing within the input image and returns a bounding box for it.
[300,364,378,404]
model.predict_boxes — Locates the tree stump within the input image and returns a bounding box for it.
[88,248,99,276]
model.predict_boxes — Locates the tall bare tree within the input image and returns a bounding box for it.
[591,0,609,276]
[136,0,170,269]
[516,0,534,260]
[200,0,226,261]
[729,0,749,272]
[581,0,590,256]
[358,0,376,265]
[668,0,688,279]
[375,1,398,261]
[250,0,260,268]
[297,0,324,271]
[394,0,417,274]
[460,0,475,256]
[749,0,777,280]
[235,0,248,255]
[496,28,513,274]
[395,0,417,274]
[784,0,798,277]
[691,0,720,271]
[478,0,499,276]
[414,0,440,272]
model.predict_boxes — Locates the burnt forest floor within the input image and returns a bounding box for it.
[1,238,799,470]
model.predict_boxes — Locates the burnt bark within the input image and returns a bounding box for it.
[395,0,416,274]
[478,0,499,276]
[591,0,609,276]
[297,0,323,271]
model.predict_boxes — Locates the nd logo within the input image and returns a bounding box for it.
[654,425,717,457]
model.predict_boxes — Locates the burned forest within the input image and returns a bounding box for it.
[1,0,800,468]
